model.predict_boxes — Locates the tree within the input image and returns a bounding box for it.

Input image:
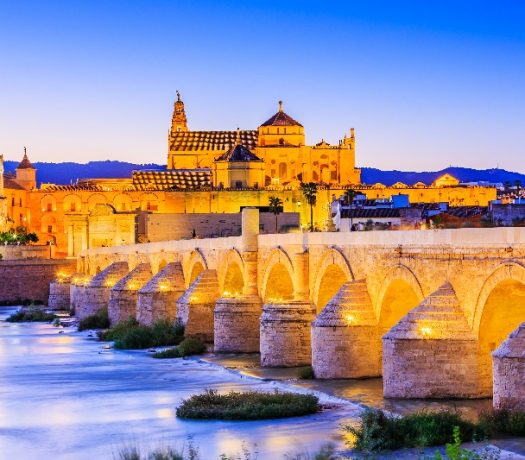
[268,196,283,233]
[301,182,318,231]
[344,188,357,205]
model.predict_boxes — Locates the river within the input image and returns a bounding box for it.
[0,307,358,459]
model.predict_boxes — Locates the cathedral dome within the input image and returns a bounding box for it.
[260,101,303,127]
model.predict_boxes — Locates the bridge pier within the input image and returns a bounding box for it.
[383,283,481,399]
[260,301,316,367]
[48,277,72,310]
[137,262,186,326]
[312,280,380,378]
[76,262,129,321]
[70,274,92,318]
[214,295,262,352]
[108,263,152,325]
[176,269,219,342]
[493,323,525,410]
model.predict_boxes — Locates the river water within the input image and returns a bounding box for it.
[0,307,358,460]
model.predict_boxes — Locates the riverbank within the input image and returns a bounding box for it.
[0,307,357,460]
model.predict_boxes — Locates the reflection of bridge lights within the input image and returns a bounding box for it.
[159,282,168,292]
[420,326,432,337]
[105,280,116,288]
[223,290,231,298]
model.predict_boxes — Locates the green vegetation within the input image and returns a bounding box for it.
[152,338,206,359]
[99,319,184,349]
[346,409,484,453]
[6,308,56,322]
[268,196,283,233]
[176,389,320,421]
[78,307,110,331]
[298,366,315,379]
[0,226,39,245]
[301,182,318,231]
[479,409,525,437]
[117,442,337,460]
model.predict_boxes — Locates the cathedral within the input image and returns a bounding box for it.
[0,94,496,258]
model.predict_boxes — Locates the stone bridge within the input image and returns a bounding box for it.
[53,209,525,407]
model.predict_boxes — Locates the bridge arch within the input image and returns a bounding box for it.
[185,249,208,287]
[376,264,424,334]
[312,247,354,312]
[260,247,295,302]
[219,249,245,296]
[474,262,525,391]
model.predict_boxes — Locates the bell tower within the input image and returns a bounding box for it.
[170,90,188,134]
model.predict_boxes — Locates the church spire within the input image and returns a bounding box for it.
[171,90,188,134]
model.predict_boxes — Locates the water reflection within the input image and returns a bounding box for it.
[0,307,354,460]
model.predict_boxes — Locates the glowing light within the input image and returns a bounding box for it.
[105,280,116,288]
[223,290,231,298]
[159,282,169,292]
[420,326,432,337]
[345,313,355,325]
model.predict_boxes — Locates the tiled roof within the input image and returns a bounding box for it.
[3,174,26,190]
[40,183,107,192]
[445,206,487,218]
[341,208,400,219]
[132,169,212,190]
[17,153,34,169]
[215,144,262,162]
[260,110,303,127]
[169,130,258,152]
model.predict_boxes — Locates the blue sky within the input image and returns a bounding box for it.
[1,1,524,171]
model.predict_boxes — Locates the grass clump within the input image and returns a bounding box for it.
[298,366,315,379]
[176,389,320,420]
[346,408,485,453]
[152,338,206,359]
[479,409,525,437]
[78,307,110,331]
[6,308,56,323]
[99,319,184,350]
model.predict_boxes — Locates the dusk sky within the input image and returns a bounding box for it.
[1,1,524,171]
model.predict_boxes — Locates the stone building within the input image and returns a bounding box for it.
[1,94,497,257]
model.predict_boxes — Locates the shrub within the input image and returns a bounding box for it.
[6,308,56,322]
[176,389,320,420]
[152,347,181,359]
[177,338,206,357]
[100,319,184,350]
[346,408,485,453]
[479,409,525,437]
[78,307,110,331]
[152,338,206,359]
[298,366,315,379]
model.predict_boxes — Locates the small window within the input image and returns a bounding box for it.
[11,197,14,206]
[70,202,76,212]
[235,181,243,189]
[19,198,22,207]
[279,138,285,145]
[47,203,52,212]
[47,225,53,233]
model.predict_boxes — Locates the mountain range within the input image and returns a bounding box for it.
[3,160,524,187]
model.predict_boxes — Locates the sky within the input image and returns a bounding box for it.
[1,1,524,171]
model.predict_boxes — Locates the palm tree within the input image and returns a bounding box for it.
[301,182,318,231]
[268,196,283,233]
[344,188,357,205]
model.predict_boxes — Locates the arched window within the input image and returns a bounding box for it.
[279,138,285,145]
[279,162,287,179]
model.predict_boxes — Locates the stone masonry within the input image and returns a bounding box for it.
[214,295,262,353]
[77,262,129,320]
[493,323,525,410]
[108,263,152,325]
[137,262,185,326]
[383,283,481,398]
[260,301,316,367]
[176,269,219,342]
[312,280,380,378]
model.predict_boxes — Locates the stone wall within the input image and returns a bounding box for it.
[491,204,525,226]
[0,259,75,303]
[144,212,300,242]
[0,245,52,260]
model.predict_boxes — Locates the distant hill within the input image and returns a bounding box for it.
[2,160,524,187]
[4,160,166,185]
[361,167,525,186]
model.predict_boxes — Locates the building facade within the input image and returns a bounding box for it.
[1,95,497,258]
